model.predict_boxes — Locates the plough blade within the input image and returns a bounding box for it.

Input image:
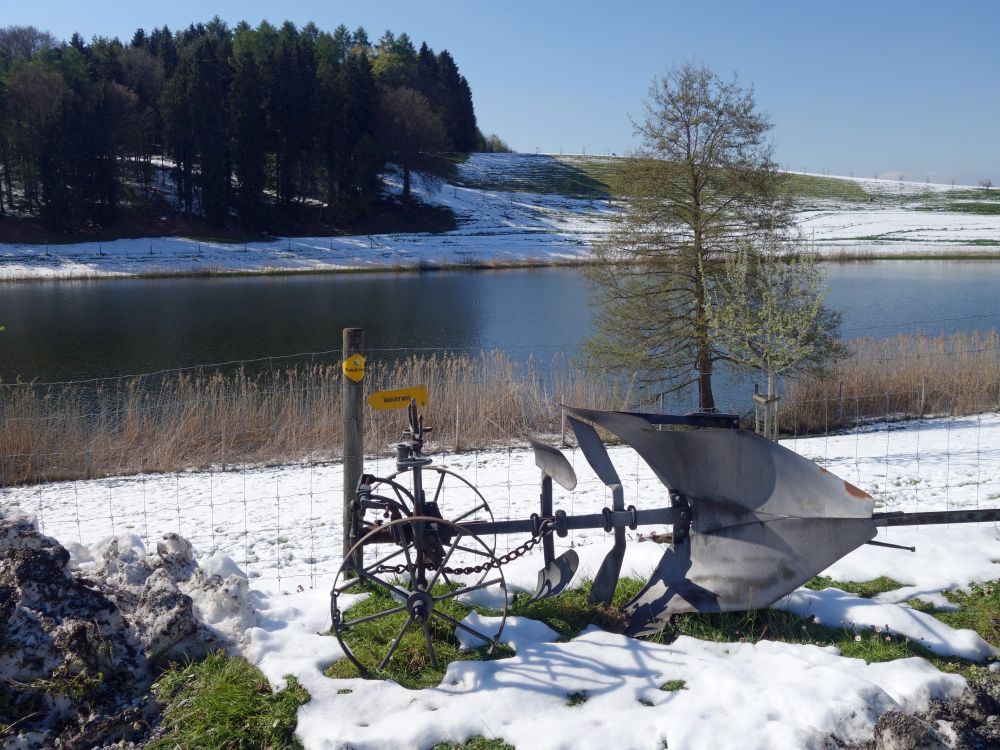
[530,549,580,601]
[528,437,577,491]
[590,545,625,606]
[567,415,621,487]
[564,407,879,632]
[568,415,627,606]
[624,517,876,636]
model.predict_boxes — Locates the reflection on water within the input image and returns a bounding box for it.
[2,260,998,411]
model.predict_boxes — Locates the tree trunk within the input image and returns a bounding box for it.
[693,228,715,412]
[697,344,715,412]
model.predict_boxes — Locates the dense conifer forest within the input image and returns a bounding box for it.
[0,19,489,237]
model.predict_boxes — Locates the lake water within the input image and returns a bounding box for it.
[2,260,998,406]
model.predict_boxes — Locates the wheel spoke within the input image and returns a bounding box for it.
[432,609,495,645]
[400,536,418,583]
[452,502,489,523]
[334,576,364,594]
[391,484,410,509]
[422,622,439,669]
[433,470,447,504]
[454,543,491,558]
[341,605,407,629]
[433,577,504,602]
[353,566,411,601]
[427,533,463,591]
[379,614,415,670]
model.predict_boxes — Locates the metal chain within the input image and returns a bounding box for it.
[374,521,551,577]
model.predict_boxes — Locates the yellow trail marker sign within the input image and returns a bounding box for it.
[342,353,366,383]
[367,385,428,411]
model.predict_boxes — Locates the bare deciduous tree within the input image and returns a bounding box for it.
[0,25,57,64]
[377,87,446,201]
[585,62,793,410]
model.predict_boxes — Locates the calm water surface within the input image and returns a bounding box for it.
[2,261,999,391]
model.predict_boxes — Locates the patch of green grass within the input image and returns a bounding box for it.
[149,651,309,750]
[565,690,589,706]
[943,202,1000,215]
[507,577,645,639]
[931,582,1000,649]
[806,575,903,598]
[432,738,514,750]
[455,154,612,198]
[783,173,869,202]
[659,679,687,692]
[326,572,999,703]
[669,604,941,666]
[325,581,513,689]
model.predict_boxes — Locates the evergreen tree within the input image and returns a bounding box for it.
[334,51,380,218]
[159,51,196,213]
[267,23,314,206]
[148,26,178,77]
[414,42,440,103]
[0,18,480,230]
[229,48,266,224]
[435,51,477,151]
[329,24,351,63]
[189,36,230,224]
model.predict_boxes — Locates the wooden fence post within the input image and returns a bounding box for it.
[342,328,364,566]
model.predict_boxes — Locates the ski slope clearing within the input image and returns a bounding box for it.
[1,155,998,280]
[4,413,999,748]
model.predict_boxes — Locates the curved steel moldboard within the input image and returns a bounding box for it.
[564,407,874,523]
[624,516,877,637]
[530,549,580,601]
[566,415,621,486]
[528,437,578,491]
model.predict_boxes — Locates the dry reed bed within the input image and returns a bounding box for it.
[782,330,1000,434]
[2,332,998,486]
[0,353,629,486]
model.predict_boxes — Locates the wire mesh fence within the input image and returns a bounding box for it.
[2,333,999,592]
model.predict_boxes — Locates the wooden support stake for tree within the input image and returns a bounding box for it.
[342,328,364,568]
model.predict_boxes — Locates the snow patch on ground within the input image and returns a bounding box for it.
[777,587,997,661]
[253,587,966,750]
[2,155,998,280]
[5,413,1000,747]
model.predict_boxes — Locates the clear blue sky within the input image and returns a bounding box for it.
[8,0,998,184]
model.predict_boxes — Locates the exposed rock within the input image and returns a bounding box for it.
[840,682,1000,750]
[0,511,250,748]
[872,712,951,750]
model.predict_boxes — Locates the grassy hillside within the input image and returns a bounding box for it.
[451,153,1000,212]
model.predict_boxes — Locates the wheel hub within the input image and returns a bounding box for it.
[406,590,434,624]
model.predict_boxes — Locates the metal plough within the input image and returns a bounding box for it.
[330,402,1000,675]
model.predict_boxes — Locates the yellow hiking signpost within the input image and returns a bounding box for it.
[367,385,428,411]
[342,353,366,382]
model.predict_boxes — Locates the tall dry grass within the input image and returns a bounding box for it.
[0,352,632,486]
[3,332,997,486]
[782,330,1000,434]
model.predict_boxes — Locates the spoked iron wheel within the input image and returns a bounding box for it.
[358,467,497,588]
[330,516,508,680]
[383,465,495,540]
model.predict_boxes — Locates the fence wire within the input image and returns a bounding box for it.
[1,342,999,592]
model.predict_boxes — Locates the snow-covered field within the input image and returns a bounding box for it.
[2,155,998,280]
[4,413,999,748]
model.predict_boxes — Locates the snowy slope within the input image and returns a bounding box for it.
[1,155,998,280]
